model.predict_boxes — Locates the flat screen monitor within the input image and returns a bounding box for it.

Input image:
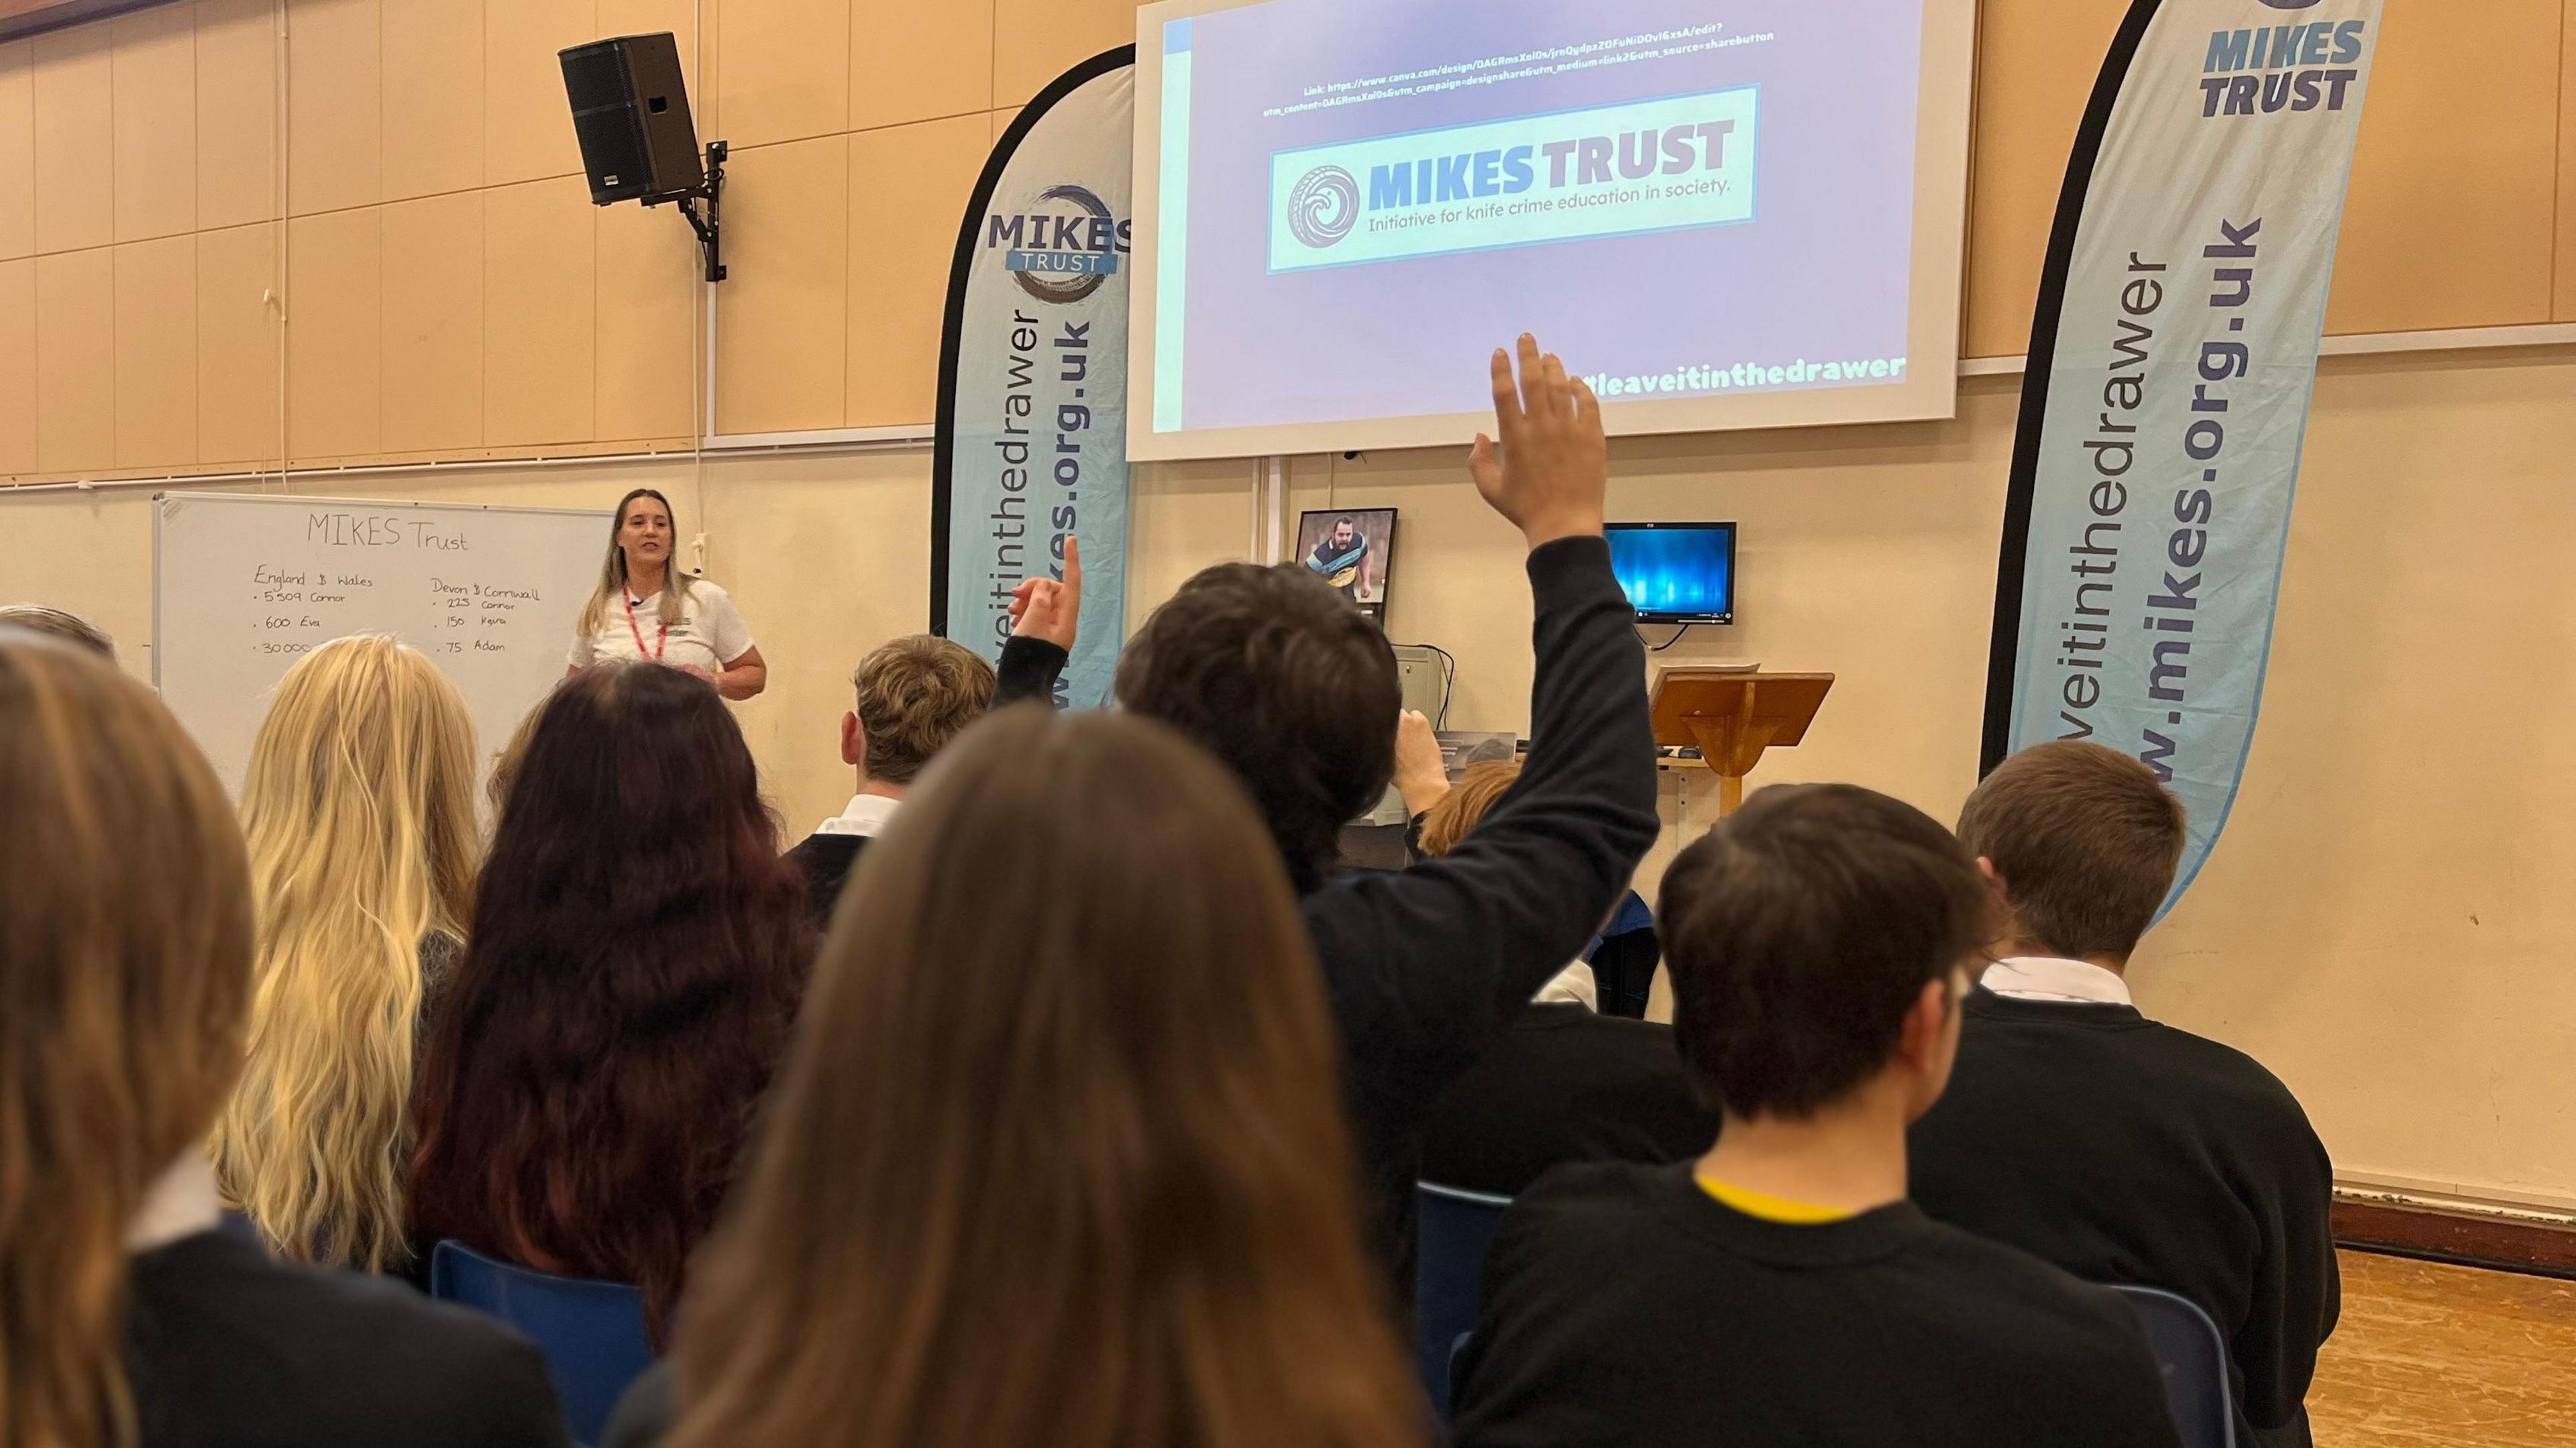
[1607,522,1735,624]
[1130,0,1976,461]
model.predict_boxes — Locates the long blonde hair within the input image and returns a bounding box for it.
[668,707,1425,1448]
[0,634,255,1448]
[211,634,480,1272]
[577,487,692,638]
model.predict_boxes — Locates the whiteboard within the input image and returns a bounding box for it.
[154,492,612,796]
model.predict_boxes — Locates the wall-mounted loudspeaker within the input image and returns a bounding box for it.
[560,33,704,204]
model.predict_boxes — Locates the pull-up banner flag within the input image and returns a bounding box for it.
[934,47,1136,706]
[1982,0,2383,911]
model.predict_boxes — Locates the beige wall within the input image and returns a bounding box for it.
[7,0,2576,1209]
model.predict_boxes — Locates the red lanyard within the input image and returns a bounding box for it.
[623,593,667,662]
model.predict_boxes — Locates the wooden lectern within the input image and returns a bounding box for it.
[1650,669,1835,816]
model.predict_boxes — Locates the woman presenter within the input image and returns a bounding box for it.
[568,488,767,701]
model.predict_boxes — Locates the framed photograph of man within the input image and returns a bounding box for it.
[1295,508,1397,622]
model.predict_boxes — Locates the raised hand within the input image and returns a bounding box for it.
[1008,535,1084,651]
[1466,333,1609,551]
[1393,708,1451,817]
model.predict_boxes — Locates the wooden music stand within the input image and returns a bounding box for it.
[1650,669,1835,816]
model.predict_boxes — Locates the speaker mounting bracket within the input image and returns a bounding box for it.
[660,140,727,284]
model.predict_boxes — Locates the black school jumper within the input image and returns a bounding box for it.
[1452,1162,2185,1448]
[1420,1003,1719,1199]
[782,830,869,928]
[1909,989,2341,1448]
[996,536,1662,1283]
[126,1228,568,1448]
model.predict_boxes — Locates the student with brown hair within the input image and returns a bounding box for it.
[0,634,564,1448]
[0,602,115,659]
[1911,740,2339,1448]
[1454,783,2180,1448]
[1415,761,1719,1198]
[996,337,1661,1282]
[783,632,1000,924]
[603,707,1425,1448]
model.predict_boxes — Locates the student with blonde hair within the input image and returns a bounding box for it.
[784,632,999,924]
[212,634,481,1274]
[0,634,564,1448]
[604,708,1425,1448]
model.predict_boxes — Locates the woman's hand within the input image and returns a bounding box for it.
[1393,710,1450,818]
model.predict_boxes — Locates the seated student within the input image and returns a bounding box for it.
[0,633,566,1448]
[1452,783,2182,1448]
[602,708,1426,1448]
[998,336,1662,1280]
[213,636,483,1276]
[783,633,997,924]
[1909,741,2339,1448]
[1415,761,1719,1198]
[0,601,116,659]
[409,662,810,1342]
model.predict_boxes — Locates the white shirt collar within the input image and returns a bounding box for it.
[128,1150,223,1252]
[813,793,903,838]
[1980,955,2134,1007]
[1533,960,1598,1010]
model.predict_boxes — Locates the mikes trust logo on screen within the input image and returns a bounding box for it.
[1287,166,1361,249]
[985,184,1130,303]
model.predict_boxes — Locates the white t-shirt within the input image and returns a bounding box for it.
[568,579,755,674]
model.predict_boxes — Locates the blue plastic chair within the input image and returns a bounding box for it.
[2110,1284,2236,1448]
[429,1240,653,1446]
[1414,1183,1512,1420]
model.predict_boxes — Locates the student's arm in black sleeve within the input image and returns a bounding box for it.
[1305,534,1658,1093]
[2237,1106,2341,1447]
[993,636,1067,706]
[991,536,1080,706]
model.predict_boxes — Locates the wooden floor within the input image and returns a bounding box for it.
[2308,1249,2576,1445]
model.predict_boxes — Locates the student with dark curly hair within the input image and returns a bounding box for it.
[410,661,811,1341]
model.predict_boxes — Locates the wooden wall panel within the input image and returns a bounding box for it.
[32,24,111,254]
[284,205,380,457]
[0,44,34,259]
[0,258,33,473]
[109,3,193,241]
[714,133,845,433]
[2563,1,2576,321]
[594,192,696,441]
[111,235,197,466]
[845,113,983,426]
[1959,0,2122,359]
[284,0,380,216]
[850,0,990,133]
[993,0,1132,109]
[480,0,588,187]
[597,0,696,95]
[34,247,113,471]
[195,0,277,231]
[482,176,594,445]
[2326,0,2560,335]
[714,0,847,148]
[380,0,482,201]
[195,219,279,463]
[378,190,482,449]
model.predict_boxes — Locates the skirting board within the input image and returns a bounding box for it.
[2334,1182,2576,1280]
